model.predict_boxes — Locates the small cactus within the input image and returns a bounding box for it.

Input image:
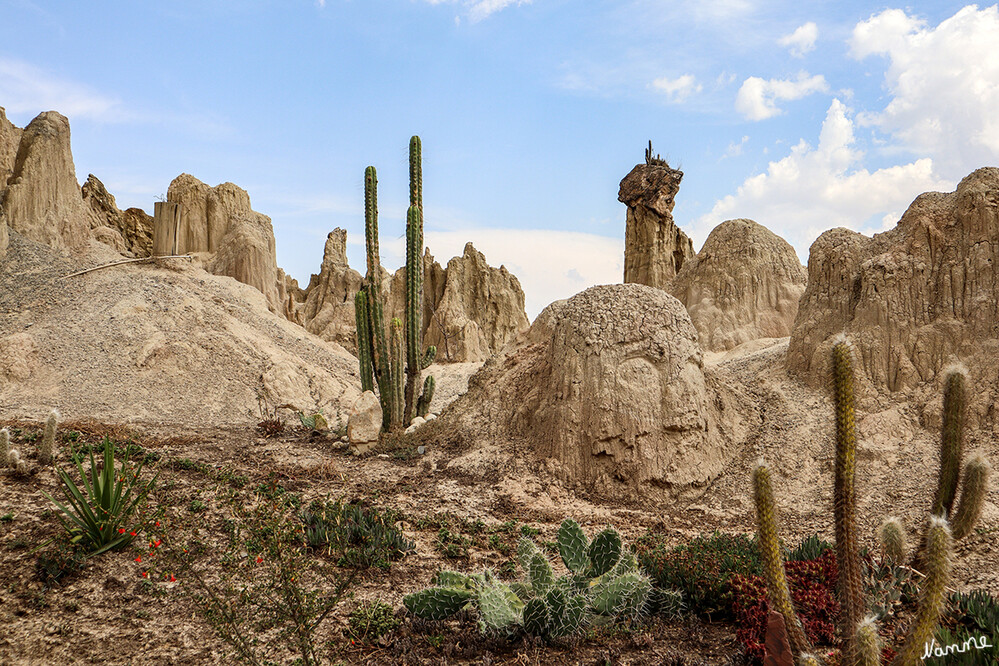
[590,571,651,618]
[951,453,990,540]
[753,461,812,657]
[1,427,10,467]
[797,654,824,666]
[892,515,953,666]
[39,409,58,465]
[856,616,882,666]
[878,517,908,564]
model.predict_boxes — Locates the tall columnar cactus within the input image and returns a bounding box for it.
[752,462,812,657]
[878,517,908,564]
[932,367,966,517]
[832,338,866,666]
[951,453,991,540]
[39,409,58,465]
[354,288,375,393]
[0,427,10,467]
[892,516,953,666]
[389,318,405,430]
[355,138,436,433]
[363,166,393,430]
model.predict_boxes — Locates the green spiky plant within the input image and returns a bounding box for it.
[878,517,908,565]
[356,138,436,433]
[832,338,866,666]
[892,516,953,666]
[856,616,882,666]
[403,519,658,640]
[354,289,375,393]
[932,368,966,517]
[951,453,990,540]
[752,461,812,657]
[39,409,58,465]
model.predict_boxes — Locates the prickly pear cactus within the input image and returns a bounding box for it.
[403,586,474,620]
[557,518,589,574]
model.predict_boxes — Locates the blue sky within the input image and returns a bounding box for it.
[2,1,997,318]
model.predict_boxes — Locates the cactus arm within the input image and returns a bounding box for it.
[404,205,424,424]
[951,454,990,540]
[416,375,435,418]
[0,428,9,467]
[832,339,866,666]
[354,288,375,393]
[422,345,437,369]
[892,516,953,666]
[753,462,812,657]
[932,369,966,517]
[856,616,882,666]
[389,318,405,430]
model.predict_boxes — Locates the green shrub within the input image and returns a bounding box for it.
[300,499,414,570]
[634,530,761,618]
[347,600,400,642]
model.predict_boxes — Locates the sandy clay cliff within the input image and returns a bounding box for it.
[0,108,531,424]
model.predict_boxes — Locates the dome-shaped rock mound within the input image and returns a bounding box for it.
[670,219,806,351]
[457,283,742,495]
[787,168,999,424]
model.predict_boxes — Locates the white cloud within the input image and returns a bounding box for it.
[723,135,749,158]
[650,74,702,103]
[0,58,125,121]
[697,99,954,259]
[377,229,622,320]
[849,5,999,175]
[735,72,829,121]
[423,0,531,22]
[778,21,818,57]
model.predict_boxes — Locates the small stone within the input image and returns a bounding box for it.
[410,416,426,428]
[425,413,437,422]
[418,446,426,455]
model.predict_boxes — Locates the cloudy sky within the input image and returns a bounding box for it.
[2,1,996,318]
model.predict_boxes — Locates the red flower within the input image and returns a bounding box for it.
[155,540,161,547]
[118,528,126,534]
[135,556,142,563]
[155,521,160,527]
[256,556,264,564]
[129,531,136,537]
[169,574,176,582]
[141,571,148,578]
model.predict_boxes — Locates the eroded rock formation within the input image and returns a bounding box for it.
[0,111,90,252]
[787,169,999,423]
[82,174,154,257]
[620,159,694,288]
[422,243,530,362]
[166,174,284,313]
[0,107,21,190]
[451,284,742,496]
[670,219,807,351]
[299,234,529,362]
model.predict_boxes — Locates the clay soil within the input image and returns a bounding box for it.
[1,340,997,665]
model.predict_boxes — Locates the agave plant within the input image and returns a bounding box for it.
[43,437,158,556]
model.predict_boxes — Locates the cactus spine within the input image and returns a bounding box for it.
[951,453,990,540]
[753,462,812,657]
[932,368,966,517]
[0,427,9,467]
[878,517,908,564]
[892,516,953,666]
[354,288,375,393]
[832,339,866,666]
[39,409,58,465]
